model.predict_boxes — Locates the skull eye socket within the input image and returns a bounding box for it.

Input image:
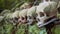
[21,17,24,20]
[39,12,44,17]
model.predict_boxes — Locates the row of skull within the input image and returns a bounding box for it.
[9,0,57,27]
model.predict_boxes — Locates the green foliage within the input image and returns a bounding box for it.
[29,25,40,34]
[58,14,60,19]
[0,0,23,9]
[0,0,36,10]
[4,23,13,34]
[0,26,4,34]
[0,0,41,10]
[52,25,60,34]
[16,24,27,34]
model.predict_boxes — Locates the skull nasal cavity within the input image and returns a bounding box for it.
[40,12,44,17]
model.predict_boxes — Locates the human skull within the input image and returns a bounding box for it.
[36,10,47,27]
[27,6,37,25]
[7,11,19,25]
[5,11,19,25]
[36,1,57,27]
[18,9,28,24]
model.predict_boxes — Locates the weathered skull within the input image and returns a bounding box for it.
[7,11,19,25]
[36,10,47,27]
[18,9,28,24]
[36,1,57,27]
[27,6,37,25]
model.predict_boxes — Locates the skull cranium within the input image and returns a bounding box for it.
[36,1,57,27]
